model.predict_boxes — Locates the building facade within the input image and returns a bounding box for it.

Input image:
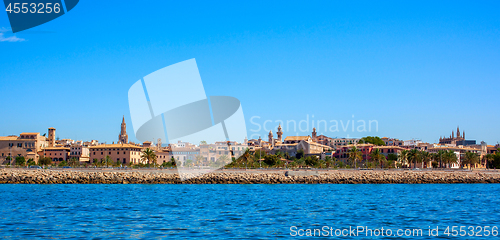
[118,116,129,144]
[89,144,143,165]
[0,132,48,164]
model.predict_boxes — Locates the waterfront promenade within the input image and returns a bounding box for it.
[1,168,500,184]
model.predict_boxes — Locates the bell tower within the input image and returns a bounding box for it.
[312,127,317,142]
[268,130,274,148]
[48,127,56,147]
[118,116,129,144]
[277,124,283,143]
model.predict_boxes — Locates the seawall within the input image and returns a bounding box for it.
[1,169,500,184]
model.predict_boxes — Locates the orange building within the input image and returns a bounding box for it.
[89,144,143,165]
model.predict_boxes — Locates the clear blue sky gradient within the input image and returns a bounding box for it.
[0,1,499,145]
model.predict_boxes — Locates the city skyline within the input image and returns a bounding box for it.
[1,1,499,144]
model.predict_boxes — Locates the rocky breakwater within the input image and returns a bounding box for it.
[0,169,500,184]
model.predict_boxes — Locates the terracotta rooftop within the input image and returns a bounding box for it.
[284,136,311,141]
[373,146,406,150]
[0,136,18,141]
[44,147,70,150]
[89,144,143,149]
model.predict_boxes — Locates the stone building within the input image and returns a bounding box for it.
[0,132,48,163]
[439,126,476,146]
[41,147,70,163]
[89,143,143,165]
[118,116,129,144]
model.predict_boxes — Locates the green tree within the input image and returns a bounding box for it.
[369,148,386,168]
[387,153,398,161]
[141,148,157,167]
[487,152,500,169]
[407,149,421,168]
[69,157,79,167]
[39,157,52,166]
[195,154,204,166]
[169,156,177,168]
[15,156,26,167]
[348,146,362,168]
[296,149,305,159]
[462,152,479,170]
[239,149,253,168]
[27,158,36,166]
[443,150,458,168]
[324,156,335,168]
[305,155,319,167]
[58,160,68,167]
[212,155,230,169]
[92,158,100,167]
[360,136,386,146]
[263,154,280,167]
[104,155,113,168]
[420,151,431,168]
[398,150,408,168]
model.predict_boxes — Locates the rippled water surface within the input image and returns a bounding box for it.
[0,184,499,239]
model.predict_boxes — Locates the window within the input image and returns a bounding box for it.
[17,143,22,147]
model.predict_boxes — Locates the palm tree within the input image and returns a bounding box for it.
[195,154,204,166]
[104,155,112,168]
[484,154,494,169]
[348,146,362,168]
[462,152,479,170]
[69,157,79,167]
[407,149,420,168]
[420,151,431,168]
[369,148,385,168]
[398,150,408,168]
[240,149,252,169]
[436,150,446,168]
[214,155,230,169]
[141,148,157,167]
[443,150,458,168]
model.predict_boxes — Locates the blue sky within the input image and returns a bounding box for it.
[0,0,499,145]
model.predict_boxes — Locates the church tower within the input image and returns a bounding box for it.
[312,127,317,142]
[268,130,274,148]
[457,126,460,139]
[277,124,283,143]
[48,127,56,147]
[118,116,128,144]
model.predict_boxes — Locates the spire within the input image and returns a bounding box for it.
[119,115,128,144]
[457,126,460,139]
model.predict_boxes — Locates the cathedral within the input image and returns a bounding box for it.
[439,126,466,145]
[118,116,128,144]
